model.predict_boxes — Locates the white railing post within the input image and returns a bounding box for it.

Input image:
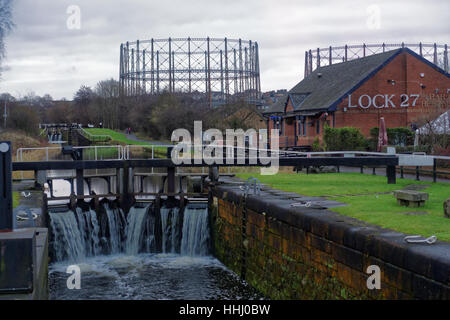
[152,146,154,173]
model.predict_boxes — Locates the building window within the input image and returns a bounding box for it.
[332,112,336,128]
[302,118,306,136]
[280,119,284,135]
[297,117,301,136]
[316,120,320,134]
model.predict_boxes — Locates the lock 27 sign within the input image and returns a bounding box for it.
[347,94,420,109]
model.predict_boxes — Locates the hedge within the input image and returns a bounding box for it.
[323,126,367,151]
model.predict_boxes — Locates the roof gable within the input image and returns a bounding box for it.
[289,48,402,112]
[264,47,450,115]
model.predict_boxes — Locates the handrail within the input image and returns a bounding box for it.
[15,144,450,162]
[16,145,123,162]
[78,128,112,142]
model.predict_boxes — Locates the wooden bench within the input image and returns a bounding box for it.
[394,190,429,208]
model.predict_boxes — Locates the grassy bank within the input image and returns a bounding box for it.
[83,128,168,158]
[237,172,450,241]
[13,191,19,208]
[83,128,148,145]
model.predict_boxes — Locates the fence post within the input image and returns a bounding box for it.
[400,166,404,179]
[433,158,437,183]
[416,166,420,181]
[0,141,13,231]
[76,169,84,199]
[387,165,396,184]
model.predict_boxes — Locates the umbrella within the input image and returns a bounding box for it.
[377,117,388,152]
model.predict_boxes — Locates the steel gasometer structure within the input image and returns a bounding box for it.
[119,37,261,108]
[304,42,448,77]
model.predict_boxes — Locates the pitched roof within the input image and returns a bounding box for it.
[265,48,406,114]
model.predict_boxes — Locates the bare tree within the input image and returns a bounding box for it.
[73,85,96,124]
[95,79,120,129]
[416,94,449,153]
[0,0,14,76]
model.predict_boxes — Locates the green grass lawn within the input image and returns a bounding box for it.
[237,172,450,241]
[13,191,19,208]
[84,128,168,157]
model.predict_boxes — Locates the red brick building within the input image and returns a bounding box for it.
[264,48,450,149]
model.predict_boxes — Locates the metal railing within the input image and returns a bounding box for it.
[13,143,450,182]
[15,145,124,179]
[78,128,112,142]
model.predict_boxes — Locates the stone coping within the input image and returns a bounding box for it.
[211,181,450,287]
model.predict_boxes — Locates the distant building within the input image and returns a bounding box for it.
[260,89,288,111]
[263,48,450,149]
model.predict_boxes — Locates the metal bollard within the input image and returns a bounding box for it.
[0,141,13,231]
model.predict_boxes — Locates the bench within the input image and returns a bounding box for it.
[394,190,429,208]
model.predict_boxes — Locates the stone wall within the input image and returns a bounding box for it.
[0,228,49,300]
[209,182,450,300]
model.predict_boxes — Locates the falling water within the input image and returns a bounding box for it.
[49,201,210,262]
[181,205,210,256]
[103,204,126,254]
[49,210,86,262]
[160,207,181,254]
[48,202,263,300]
[125,204,151,255]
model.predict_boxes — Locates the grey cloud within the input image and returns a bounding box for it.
[1,0,448,98]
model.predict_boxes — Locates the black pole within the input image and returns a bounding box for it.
[0,141,13,231]
[386,165,396,184]
[416,166,420,181]
[76,169,84,198]
[433,159,437,183]
[400,166,404,179]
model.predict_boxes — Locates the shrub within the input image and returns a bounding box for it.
[312,137,323,152]
[323,126,367,151]
[7,105,40,136]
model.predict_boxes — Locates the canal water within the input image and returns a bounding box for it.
[47,178,262,300]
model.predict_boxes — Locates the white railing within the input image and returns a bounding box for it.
[16,145,124,162]
[78,128,113,142]
[15,144,450,163]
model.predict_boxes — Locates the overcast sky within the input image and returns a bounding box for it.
[0,0,449,100]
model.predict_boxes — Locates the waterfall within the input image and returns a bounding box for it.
[125,204,151,255]
[104,204,126,254]
[49,210,87,262]
[49,201,210,262]
[160,207,181,254]
[181,205,210,256]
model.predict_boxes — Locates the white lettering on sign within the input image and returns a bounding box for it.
[348,94,420,109]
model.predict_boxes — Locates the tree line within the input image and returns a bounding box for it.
[1,79,258,141]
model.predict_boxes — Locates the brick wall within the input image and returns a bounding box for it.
[266,51,450,147]
[333,52,449,137]
[209,183,450,300]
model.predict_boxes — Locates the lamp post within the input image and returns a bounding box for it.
[3,100,6,129]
